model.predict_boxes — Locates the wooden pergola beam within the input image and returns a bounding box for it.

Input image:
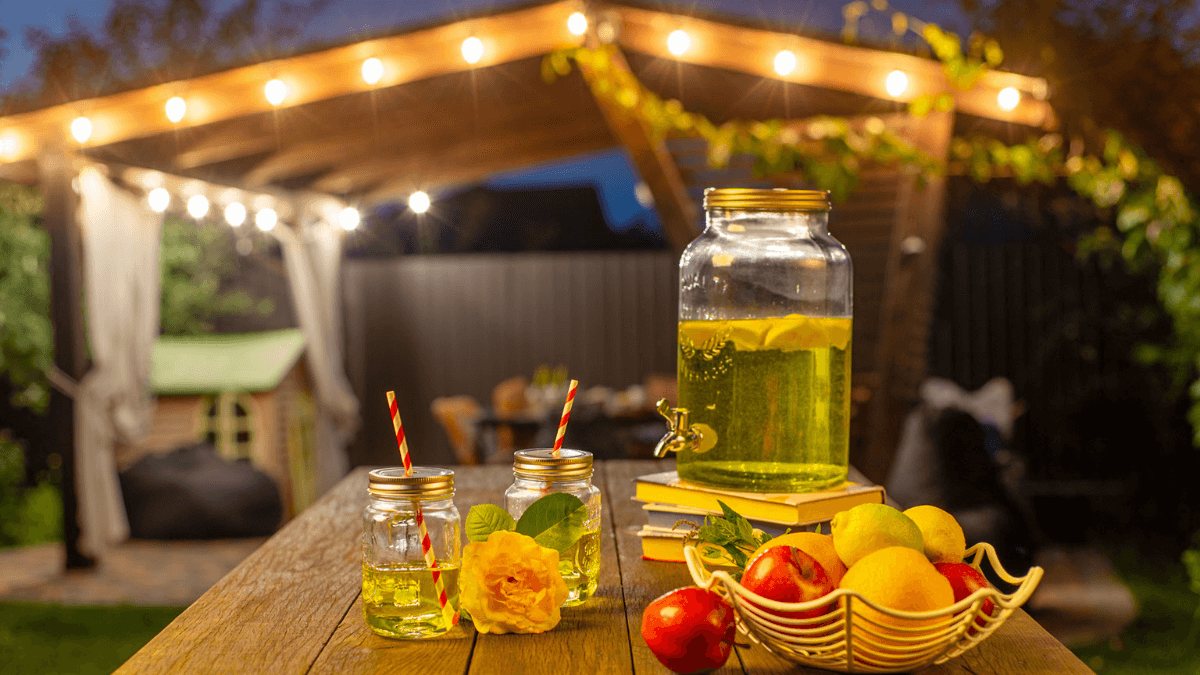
[611,5,1055,129]
[577,48,699,251]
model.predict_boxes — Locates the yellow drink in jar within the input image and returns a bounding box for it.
[559,529,601,606]
[677,315,851,492]
[362,562,460,638]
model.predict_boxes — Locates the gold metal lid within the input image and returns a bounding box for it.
[368,467,455,499]
[703,188,830,212]
[513,448,594,479]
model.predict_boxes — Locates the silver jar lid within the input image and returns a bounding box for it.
[368,467,454,499]
[513,448,593,479]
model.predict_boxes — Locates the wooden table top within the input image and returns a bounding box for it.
[116,460,1095,675]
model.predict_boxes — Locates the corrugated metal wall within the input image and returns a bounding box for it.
[342,251,679,466]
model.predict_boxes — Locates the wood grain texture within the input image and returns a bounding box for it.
[113,468,371,674]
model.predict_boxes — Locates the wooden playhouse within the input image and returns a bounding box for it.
[119,328,317,517]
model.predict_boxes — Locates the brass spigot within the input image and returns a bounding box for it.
[654,398,703,458]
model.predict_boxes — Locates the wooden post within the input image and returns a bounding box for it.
[39,149,95,569]
[859,111,956,484]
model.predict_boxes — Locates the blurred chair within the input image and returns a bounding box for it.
[430,396,483,465]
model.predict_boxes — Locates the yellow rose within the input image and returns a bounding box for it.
[460,530,569,634]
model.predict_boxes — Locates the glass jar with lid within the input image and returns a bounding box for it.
[503,448,601,606]
[362,467,461,638]
[657,188,852,493]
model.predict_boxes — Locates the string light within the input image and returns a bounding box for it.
[461,37,484,64]
[997,86,1021,111]
[225,202,247,227]
[70,117,93,143]
[165,97,187,123]
[339,206,361,231]
[361,58,383,85]
[186,195,210,219]
[774,50,797,76]
[148,188,170,213]
[255,208,278,231]
[264,79,288,106]
[885,70,909,98]
[409,191,431,213]
[667,30,691,57]
[0,133,16,159]
[567,12,588,36]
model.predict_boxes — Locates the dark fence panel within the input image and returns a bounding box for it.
[342,251,679,466]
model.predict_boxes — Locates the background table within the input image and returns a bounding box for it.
[115,461,1095,674]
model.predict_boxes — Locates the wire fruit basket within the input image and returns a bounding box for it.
[684,542,1043,673]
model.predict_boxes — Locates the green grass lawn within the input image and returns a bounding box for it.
[0,602,185,675]
[1071,548,1200,674]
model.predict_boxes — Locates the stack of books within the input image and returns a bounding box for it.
[634,470,886,564]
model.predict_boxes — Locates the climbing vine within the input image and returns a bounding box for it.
[545,4,1200,443]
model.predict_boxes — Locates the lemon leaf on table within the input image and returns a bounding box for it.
[465,504,516,543]
[514,493,587,553]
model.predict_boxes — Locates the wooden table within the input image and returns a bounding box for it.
[116,461,1095,674]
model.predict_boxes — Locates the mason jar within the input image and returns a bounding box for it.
[362,467,461,638]
[672,188,852,493]
[503,448,601,606]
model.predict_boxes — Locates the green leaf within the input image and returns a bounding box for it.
[465,504,516,543]
[514,493,587,553]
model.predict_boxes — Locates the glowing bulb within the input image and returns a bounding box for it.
[264,79,288,106]
[567,12,588,36]
[225,202,247,227]
[461,37,484,64]
[186,195,210,219]
[338,206,361,231]
[165,96,186,123]
[667,30,691,57]
[409,191,431,214]
[361,58,383,85]
[997,86,1021,111]
[885,70,909,98]
[256,208,278,231]
[70,117,92,143]
[148,188,170,213]
[774,50,797,76]
[0,134,16,159]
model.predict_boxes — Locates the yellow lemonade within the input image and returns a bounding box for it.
[362,562,460,638]
[560,529,601,606]
[677,315,851,492]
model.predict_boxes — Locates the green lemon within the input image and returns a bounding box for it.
[830,503,924,568]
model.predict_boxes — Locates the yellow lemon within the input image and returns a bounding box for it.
[838,546,956,654]
[747,531,847,586]
[903,505,966,564]
[830,503,924,568]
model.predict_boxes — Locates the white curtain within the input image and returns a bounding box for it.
[274,215,360,493]
[75,167,161,556]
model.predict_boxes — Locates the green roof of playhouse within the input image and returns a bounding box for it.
[151,329,306,395]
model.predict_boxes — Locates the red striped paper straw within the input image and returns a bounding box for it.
[551,379,579,458]
[386,391,457,628]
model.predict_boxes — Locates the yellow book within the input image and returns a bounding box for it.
[636,526,738,566]
[634,471,885,524]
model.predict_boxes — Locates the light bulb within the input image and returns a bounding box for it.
[774,50,797,76]
[186,194,210,219]
[224,202,247,227]
[361,58,383,85]
[409,191,431,214]
[70,117,92,143]
[264,79,288,106]
[461,37,484,64]
[885,70,909,98]
[667,30,691,57]
[997,86,1021,111]
[0,134,16,159]
[567,12,588,36]
[338,206,361,231]
[148,188,170,213]
[165,96,187,123]
[256,208,278,231]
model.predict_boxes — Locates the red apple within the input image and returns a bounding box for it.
[935,562,996,630]
[740,546,835,620]
[642,587,736,674]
